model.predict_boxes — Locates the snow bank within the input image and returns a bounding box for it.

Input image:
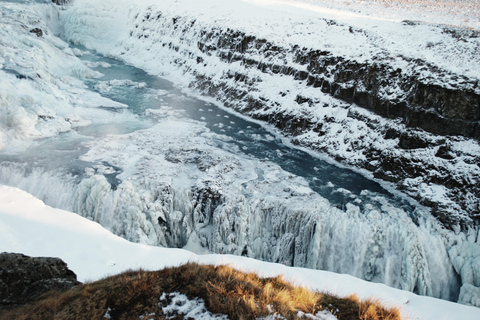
[1,184,480,320]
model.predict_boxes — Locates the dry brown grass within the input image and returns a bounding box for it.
[0,262,403,320]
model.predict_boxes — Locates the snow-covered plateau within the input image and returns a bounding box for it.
[1,0,480,313]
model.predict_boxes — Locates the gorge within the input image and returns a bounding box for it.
[1,0,479,308]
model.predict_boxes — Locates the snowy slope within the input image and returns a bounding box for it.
[1,184,480,320]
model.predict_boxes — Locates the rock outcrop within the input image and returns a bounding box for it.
[0,252,80,309]
[52,0,70,5]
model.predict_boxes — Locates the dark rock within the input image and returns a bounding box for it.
[0,252,80,309]
[157,216,168,227]
[398,131,431,149]
[295,95,312,105]
[435,145,456,160]
[52,0,70,5]
[29,28,43,37]
[384,128,400,139]
[38,115,54,121]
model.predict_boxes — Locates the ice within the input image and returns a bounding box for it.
[94,79,147,94]
[459,284,480,307]
[83,60,111,68]
[448,240,480,307]
[0,0,131,152]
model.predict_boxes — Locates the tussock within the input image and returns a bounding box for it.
[1,263,402,320]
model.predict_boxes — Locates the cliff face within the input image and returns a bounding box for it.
[115,8,480,229]
[198,27,480,138]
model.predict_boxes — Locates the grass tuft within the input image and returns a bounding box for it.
[0,262,403,320]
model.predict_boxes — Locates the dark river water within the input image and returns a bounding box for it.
[64,48,415,214]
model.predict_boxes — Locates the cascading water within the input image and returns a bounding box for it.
[2,0,479,305]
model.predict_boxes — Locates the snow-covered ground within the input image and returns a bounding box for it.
[1,184,480,320]
[261,0,480,31]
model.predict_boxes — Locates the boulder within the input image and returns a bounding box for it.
[0,252,80,309]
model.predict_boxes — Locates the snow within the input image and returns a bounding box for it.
[160,292,229,320]
[1,184,480,320]
[0,0,133,153]
[61,0,480,79]
[280,0,480,30]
